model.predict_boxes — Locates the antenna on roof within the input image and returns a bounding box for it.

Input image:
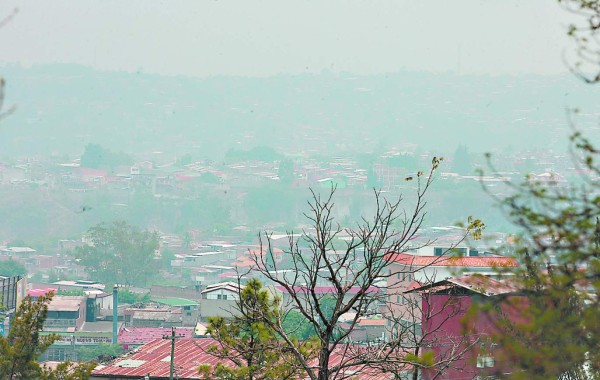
[163,327,185,380]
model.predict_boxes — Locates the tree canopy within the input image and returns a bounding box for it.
[75,221,159,286]
[0,259,26,277]
[80,143,133,170]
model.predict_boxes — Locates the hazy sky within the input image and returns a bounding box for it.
[0,0,579,77]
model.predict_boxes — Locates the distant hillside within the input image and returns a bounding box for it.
[0,64,598,159]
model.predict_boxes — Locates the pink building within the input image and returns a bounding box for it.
[410,275,527,380]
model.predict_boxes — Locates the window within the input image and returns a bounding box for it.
[434,247,467,256]
[217,294,228,300]
[476,355,495,368]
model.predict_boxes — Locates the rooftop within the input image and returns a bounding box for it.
[150,298,199,307]
[407,275,520,297]
[389,253,518,268]
[92,338,399,379]
[118,327,194,345]
[92,338,229,379]
[47,296,84,312]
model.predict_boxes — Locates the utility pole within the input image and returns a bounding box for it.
[163,327,185,380]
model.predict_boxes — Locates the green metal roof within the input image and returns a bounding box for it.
[150,297,199,307]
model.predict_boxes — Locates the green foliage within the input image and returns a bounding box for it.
[7,240,26,248]
[202,279,317,379]
[0,259,26,277]
[282,310,315,340]
[77,343,122,363]
[75,221,159,286]
[0,292,96,379]
[0,293,59,379]
[80,143,133,170]
[40,361,96,380]
[402,351,435,368]
[243,184,301,225]
[278,159,295,185]
[386,153,418,171]
[117,289,150,305]
[176,153,193,168]
[199,172,221,183]
[482,130,600,379]
[225,146,283,163]
[57,289,85,297]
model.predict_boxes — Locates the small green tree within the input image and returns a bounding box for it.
[0,293,95,379]
[77,343,122,363]
[0,259,26,277]
[0,293,58,379]
[199,279,318,380]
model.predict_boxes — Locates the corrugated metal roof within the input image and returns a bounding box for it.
[407,275,520,296]
[274,286,379,295]
[150,298,198,307]
[47,296,84,311]
[389,253,518,268]
[118,327,194,345]
[92,338,227,379]
[92,338,402,379]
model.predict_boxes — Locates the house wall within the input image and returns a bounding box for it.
[421,293,527,380]
[385,262,505,340]
[202,288,238,301]
[151,285,202,301]
[198,299,239,321]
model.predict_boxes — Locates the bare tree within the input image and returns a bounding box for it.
[238,157,483,380]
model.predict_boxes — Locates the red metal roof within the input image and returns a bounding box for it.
[358,318,386,327]
[274,285,380,295]
[92,338,228,379]
[27,288,56,297]
[92,338,400,379]
[118,327,194,345]
[389,253,518,268]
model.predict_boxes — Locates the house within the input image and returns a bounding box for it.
[385,253,518,342]
[408,275,526,380]
[200,282,239,301]
[150,285,202,302]
[198,282,240,321]
[43,295,86,331]
[150,298,199,326]
[39,295,120,361]
[125,308,183,328]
